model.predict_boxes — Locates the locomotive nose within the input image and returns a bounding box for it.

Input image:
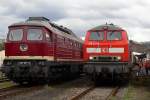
[5,42,47,56]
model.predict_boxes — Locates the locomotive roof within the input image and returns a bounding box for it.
[89,23,124,31]
[9,17,83,43]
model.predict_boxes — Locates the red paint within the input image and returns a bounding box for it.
[144,59,150,68]
[83,27,130,62]
[5,25,83,61]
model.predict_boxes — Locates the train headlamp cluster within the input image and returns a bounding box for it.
[4,61,12,66]
[4,60,46,66]
[89,56,122,61]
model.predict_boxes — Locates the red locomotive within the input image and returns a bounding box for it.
[2,17,83,84]
[144,59,150,75]
[83,23,130,81]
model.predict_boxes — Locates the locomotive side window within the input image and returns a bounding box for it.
[46,33,52,42]
[27,29,43,40]
[107,31,122,40]
[89,32,104,40]
[9,29,23,41]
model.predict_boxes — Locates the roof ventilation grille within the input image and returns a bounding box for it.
[27,17,50,22]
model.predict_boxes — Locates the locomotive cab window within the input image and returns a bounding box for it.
[107,31,122,40]
[27,29,43,40]
[89,32,104,41]
[8,29,23,41]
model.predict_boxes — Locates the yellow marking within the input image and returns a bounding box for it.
[5,56,54,61]
[57,58,83,61]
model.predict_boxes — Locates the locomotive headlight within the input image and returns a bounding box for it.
[89,56,93,60]
[117,56,121,60]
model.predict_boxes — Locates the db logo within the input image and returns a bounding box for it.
[101,48,108,53]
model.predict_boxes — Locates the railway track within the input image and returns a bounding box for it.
[70,85,120,100]
[0,78,10,83]
[70,85,95,100]
[136,75,150,79]
[105,86,120,100]
[0,85,44,99]
[0,70,10,83]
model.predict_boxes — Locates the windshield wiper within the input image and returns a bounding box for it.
[109,31,116,48]
[96,32,101,52]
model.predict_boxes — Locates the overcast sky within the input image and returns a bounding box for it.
[0,0,150,42]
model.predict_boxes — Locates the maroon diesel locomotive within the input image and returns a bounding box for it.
[2,17,83,84]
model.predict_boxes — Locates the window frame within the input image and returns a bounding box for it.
[45,29,53,42]
[27,28,44,41]
[88,31,104,41]
[106,31,122,41]
[45,32,51,42]
[8,28,23,41]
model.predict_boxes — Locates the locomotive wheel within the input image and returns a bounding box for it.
[92,71,98,83]
[112,71,115,81]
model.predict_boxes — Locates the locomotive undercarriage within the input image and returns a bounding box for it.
[1,60,82,84]
[2,60,48,84]
[46,62,82,82]
[84,62,130,82]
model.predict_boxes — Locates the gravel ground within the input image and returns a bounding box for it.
[3,77,129,100]
[79,80,128,100]
[113,86,128,100]
[123,79,150,100]
[4,77,93,100]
